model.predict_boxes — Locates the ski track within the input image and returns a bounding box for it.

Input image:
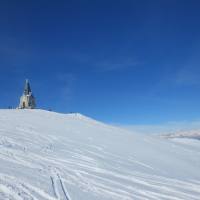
[50,176,58,199]
[57,173,71,200]
[0,110,200,199]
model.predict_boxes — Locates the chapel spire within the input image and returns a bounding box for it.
[24,79,32,95]
[19,79,36,109]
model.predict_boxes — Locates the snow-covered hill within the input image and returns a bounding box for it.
[0,109,200,200]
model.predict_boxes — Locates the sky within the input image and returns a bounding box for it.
[1,0,200,128]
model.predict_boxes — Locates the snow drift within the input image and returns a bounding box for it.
[0,109,200,200]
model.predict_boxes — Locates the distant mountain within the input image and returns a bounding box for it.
[0,109,200,200]
[162,129,200,140]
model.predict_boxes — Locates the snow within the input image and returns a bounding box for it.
[0,109,200,200]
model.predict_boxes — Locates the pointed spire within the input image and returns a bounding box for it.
[24,79,32,95]
[19,79,36,109]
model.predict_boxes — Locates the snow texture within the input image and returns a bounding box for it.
[0,109,200,200]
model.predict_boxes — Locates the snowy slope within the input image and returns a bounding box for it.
[0,109,200,200]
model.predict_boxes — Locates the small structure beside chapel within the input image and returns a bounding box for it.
[19,79,36,109]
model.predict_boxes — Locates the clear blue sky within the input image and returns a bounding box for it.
[1,0,200,125]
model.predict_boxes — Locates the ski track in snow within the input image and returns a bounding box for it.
[0,109,200,200]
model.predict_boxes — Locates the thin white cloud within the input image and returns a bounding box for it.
[175,66,200,86]
[69,52,140,72]
[95,59,139,72]
[0,36,33,66]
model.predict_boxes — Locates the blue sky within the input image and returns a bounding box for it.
[1,0,200,127]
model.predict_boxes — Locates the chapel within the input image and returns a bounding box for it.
[19,79,36,109]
